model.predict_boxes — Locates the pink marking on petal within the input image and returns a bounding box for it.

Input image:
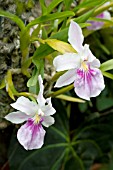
[74,65,104,100]
[25,119,42,142]
[97,13,104,18]
[17,118,46,150]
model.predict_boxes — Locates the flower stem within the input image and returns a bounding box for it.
[47,84,74,97]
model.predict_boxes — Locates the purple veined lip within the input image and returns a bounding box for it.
[75,65,98,87]
[25,118,43,136]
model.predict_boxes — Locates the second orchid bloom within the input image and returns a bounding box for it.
[53,21,105,100]
[5,75,56,150]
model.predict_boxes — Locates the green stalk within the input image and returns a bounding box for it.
[47,84,74,97]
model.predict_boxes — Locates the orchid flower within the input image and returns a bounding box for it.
[53,21,105,100]
[5,75,56,150]
[87,11,111,30]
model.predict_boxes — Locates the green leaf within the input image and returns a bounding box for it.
[32,59,44,76]
[21,58,32,77]
[100,59,113,72]
[32,30,68,66]
[27,67,39,87]
[5,70,18,100]
[70,140,102,170]
[33,44,54,65]
[56,94,85,103]
[74,9,95,23]
[47,0,64,14]
[20,30,30,61]
[0,10,25,31]
[96,97,113,111]
[43,39,76,54]
[93,1,113,17]
[66,147,85,170]
[49,84,74,97]
[30,24,41,39]
[102,71,113,80]
[73,0,108,12]
[26,11,75,29]
[64,0,73,10]
[39,0,47,15]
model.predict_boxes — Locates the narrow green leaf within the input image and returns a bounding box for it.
[27,67,39,87]
[26,11,75,29]
[56,94,85,103]
[33,59,44,76]
[21,58,32,77]
[64,0,73,10]
[0,10,25,31]
[48,84,74,97]
[31,24,41,38]
[51,150,66,170]
[39,0,47,15]
[47,0,63,14]
[102,71,113,80]
[93,1,113,17]
[20,30,30,61]
[74,9,95,23]
[70,147,85,170]
[5,70,18,100]
[71,140,102,155]
[73,0,108,12]
[100,59,113,71]
[33,44,54,65]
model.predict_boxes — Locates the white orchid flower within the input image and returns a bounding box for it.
[87,11,111,30]
[53,21,105,100]
[5,75,56,150]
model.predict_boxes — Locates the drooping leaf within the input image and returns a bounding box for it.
[0,10,25,31]
[5,70,18,100]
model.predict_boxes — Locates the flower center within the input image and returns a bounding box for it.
[34,109,44,124]
[34,114,41,124]
[81,62,88,71]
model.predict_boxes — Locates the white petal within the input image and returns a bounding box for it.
[82,44,95,62]
[103,11,111,20]
[37,75,46,107]
[55,69,76,87]
[42,98,56,116]
[90,58,100,68]
[88,69,105,97]
[81,45,100,68]
[17,119,46,150]
[42,116,55,127]
[53,53,80,72]
[68,21,84,52]
[5,111,31,124]
[11,96,38,116]
[74,68,105,100]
